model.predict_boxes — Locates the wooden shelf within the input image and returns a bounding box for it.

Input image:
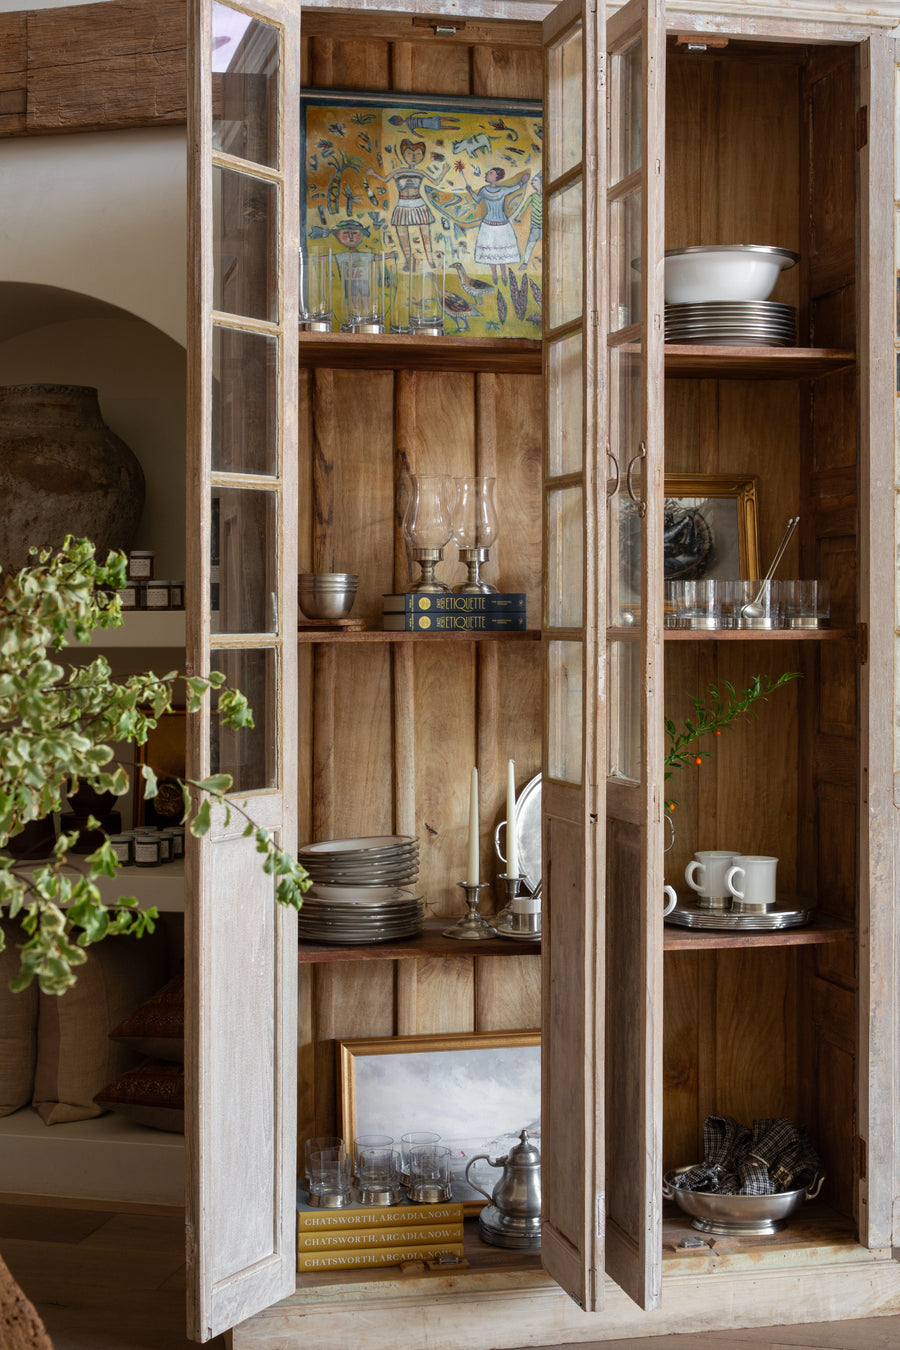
[660,345,856,379]
[298,916,539,963]
[299,330,541,373]
[297,627,541,644]
[663,915,853,951]
[663,626,856,642]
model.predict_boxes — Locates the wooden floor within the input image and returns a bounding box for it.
[2,1201,899,1350]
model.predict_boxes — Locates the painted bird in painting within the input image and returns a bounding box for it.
[436,288,484,332]
[449,261,496,304]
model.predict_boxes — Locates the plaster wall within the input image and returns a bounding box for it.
[0,127,186,347]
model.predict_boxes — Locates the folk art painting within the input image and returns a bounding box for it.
[301,91,544,339]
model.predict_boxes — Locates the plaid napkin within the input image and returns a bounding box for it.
[675,1115,819,1196]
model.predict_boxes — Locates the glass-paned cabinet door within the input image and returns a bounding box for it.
[602,0,666,1315]
[186,0,300,1340]
[541,0,605,1314]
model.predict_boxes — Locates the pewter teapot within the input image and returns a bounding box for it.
[465,1128,542,1250]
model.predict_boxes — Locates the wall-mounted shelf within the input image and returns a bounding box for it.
[69,610,185,649]
[298,330,541,374]
[14,859,184,913]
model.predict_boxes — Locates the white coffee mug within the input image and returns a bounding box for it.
[726,855,778,910]
[663,884,677,917]
[684,850,737,910]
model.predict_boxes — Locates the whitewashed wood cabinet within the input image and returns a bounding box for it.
[183,0,900,1345]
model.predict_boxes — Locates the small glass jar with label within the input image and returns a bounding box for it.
[168,826,185,858]
[133,831,162,867]
[109,832,134,865]
[144,580,171,611]
[118,582,144,611]
[128,550,155,582]
[169,581,185,610]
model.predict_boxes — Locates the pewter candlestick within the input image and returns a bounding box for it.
[443,881,497,941]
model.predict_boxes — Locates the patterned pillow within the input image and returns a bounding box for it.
[108,971,184,1064]
[94,1058,184,1134]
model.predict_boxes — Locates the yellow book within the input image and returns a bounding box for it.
[297,1223,464,1252]
[296,1201,464,1230]
[298,1242,464,1272]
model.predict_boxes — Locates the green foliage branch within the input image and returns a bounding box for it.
[663,671,801,811]
[0,537,309,996]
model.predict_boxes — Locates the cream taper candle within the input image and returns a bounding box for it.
[467,767,479,885]
[506,759,518,877]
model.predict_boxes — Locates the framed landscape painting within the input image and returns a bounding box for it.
[339,1030,541,1208]
[301,90,543,339]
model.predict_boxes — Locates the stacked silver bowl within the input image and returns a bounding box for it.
[297,835,424,944]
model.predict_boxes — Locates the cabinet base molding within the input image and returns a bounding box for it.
[232,1254,900,1349]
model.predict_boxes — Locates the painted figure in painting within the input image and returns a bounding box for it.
[460,166,525,283]
[513,171,543,267]
[370,139,450,270]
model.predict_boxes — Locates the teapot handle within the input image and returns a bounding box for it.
[464,1152,504,1204]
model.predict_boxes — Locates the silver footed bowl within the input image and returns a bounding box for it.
[663,1165,824,1236]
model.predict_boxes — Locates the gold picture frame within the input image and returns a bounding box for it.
[663,473,761,581]
[338,1030,540,1212]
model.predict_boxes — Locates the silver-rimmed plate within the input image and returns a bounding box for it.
[299,835,418,856]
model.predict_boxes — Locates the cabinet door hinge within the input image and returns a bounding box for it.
[856,106,868,150]
[854,1134,867,1179]
[856,622,868,665]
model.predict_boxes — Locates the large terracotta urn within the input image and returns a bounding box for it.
[0,384,145,571]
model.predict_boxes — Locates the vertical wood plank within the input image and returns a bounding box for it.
[312,644,336,839]
[475,956,540,1031]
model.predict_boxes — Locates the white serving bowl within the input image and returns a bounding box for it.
[664,245,799,304]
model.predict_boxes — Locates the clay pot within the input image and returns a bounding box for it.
[0,384,145,571]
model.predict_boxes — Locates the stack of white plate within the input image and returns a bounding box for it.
[664,301,796,346]
[297,836,423,944]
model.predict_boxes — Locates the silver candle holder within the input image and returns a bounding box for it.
[443,881,497,941]
[456,545,497,595]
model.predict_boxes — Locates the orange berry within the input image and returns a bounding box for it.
[694,756,703,765]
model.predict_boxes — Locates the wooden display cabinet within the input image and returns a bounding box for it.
[184,0,900,1346]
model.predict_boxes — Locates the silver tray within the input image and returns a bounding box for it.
[665,897,816,930]
[494,773,542,896]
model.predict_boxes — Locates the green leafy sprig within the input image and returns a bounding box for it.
[663,672,800,811]
[0,537,309,995]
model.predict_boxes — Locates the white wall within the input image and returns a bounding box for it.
[0,127,186,346]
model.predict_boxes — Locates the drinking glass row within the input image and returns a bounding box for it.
[304,1132,453,1208]
[662,578,829,630]
[300,249,448,335]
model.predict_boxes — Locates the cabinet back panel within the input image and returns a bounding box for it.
[666,49,800,314]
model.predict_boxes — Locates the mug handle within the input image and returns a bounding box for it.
[725,864,744,900]
[663,884,677,917]
[684,859,704,892]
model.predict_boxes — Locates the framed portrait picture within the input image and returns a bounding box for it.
[663,474,761,581]
[338,1029,540,1209]
[300,90,543,339]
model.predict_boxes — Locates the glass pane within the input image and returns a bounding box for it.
[212,326,278,475]
[211,647,277,792]
[547,484,584,629]
[213,166,278,322]
[609,190,641,331]
[547,23,583,180]
[211,487,278,634]
[547,640,583,784]
[548,179,583,330]
[608,347,641,624]
[607,639,641,782]
[212,2,279,168]
[548,331,583,477]
[609,38,642,184]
